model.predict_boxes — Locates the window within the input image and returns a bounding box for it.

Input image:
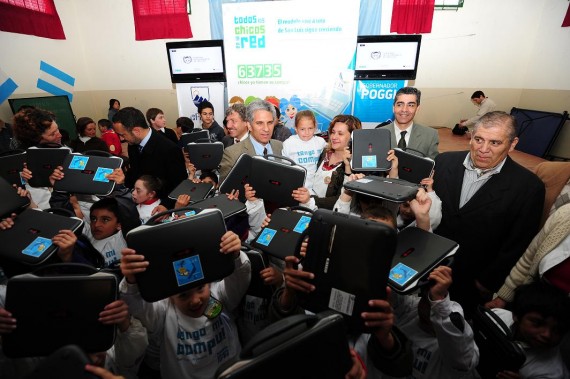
[0,0,66,39]
[131,0,193,41]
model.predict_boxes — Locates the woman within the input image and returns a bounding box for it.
[69,117,109,154]
[12,108,63,209]
[293,114,361,210]
[108,98,120,121]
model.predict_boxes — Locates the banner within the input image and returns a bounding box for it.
[353,79,406,129]
[175,82,226,128]
[222,0,359,133]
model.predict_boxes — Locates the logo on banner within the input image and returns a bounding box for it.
[234,15,266,49]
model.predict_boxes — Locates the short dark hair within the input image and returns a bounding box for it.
[90,197,123,225]
[197,101,214,114]
[394,86,421,106]
[471,91,485,99]
[358,199,397,229]
[137,174,163,198]
[199,170,219,186]
[146,108,163,124]
[76,117,95,136]
[98,119,113,130]
[176,117,194,133]
[113,107,148,130]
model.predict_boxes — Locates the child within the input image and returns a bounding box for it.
[131,175,162,224]
[146,108,178,145]
[282,110,326,195]
[118,231,251,379]
[98,118,122,156]
[488,281,570,379]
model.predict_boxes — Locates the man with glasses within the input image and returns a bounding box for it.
[379,86,439,159]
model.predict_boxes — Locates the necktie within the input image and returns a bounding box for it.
[263,147,268,156]
[138,144,144,153]
[398,131,407,149]
[235,138,240,144]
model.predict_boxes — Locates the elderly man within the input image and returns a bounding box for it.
[433,111,545,318]
[219,100,283,182]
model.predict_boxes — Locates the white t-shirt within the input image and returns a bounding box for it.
[83,225,127,267]
[282,135,326,193]
[136,199,161,224]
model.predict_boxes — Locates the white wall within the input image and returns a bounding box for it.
[1,0,569,145]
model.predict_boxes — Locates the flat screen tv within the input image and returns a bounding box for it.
[354,35,422,80]
[166,40,226,83]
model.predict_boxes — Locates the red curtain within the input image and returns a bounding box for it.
[0,0,65,39]
[390,0,435,34]
[132,0,192,41]
[563,3,570,27]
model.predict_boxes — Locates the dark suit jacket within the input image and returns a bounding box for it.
[126,129,187,204]
[433,151,544,311]
[219,137,283,182]
[156,127,179,145]
[384,122,439,159]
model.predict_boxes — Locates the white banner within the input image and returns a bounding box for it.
[175,82,226,127]
[222,0,359,133]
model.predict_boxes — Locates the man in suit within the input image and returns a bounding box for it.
[146,107,179,145]
[433,111,545,318]
[219,100,283,182]
[221,103,249,148]
[380,86,439,159]
[113,107,187,208]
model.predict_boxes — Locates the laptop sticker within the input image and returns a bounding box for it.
[69,156,89,170]
[184,210,197,217]
[293,216,311,233]
[361,155,377,168]
[389,262,418,287]
[173,255,204,286]
[22,236,53,257]
[256,228,277,246]
[356,178,373,184]
[328,287,356,316]
[93,167,114,182]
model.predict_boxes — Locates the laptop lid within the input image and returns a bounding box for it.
[54,153,123,196]
[215,312,352,379]
[249,155,306,208]
[351,128,392,172]
[253,207,312,260]
[3,264,118,358]
[186,142,224,171]
[168,180,214,202]
[393,148,434,185]
[299,209,397,333]
[0,208,84,266]
[343,175,419,203]
[190,194,247,219]
[219,153,252,203]
[25,345,98,379]
[180,129,210,146]
[26,145,72,187]
[126,208,234,302]
[0,150,26,187]
[388,227,459,295]
[0,176,30,218]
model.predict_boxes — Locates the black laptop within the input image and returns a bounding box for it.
[299,209,397,333]
[249,155,306,207]
[180,129,210,146]
[26,145,72,187]
[351,128,392,172]
[186,142,224,171]
[394,148,435,185]
[54,153,123,195]
[190,194,247,219]
[0,176,30,217]
[0,208,84,266]
[2,263,118,358]
[168,179,214,202]
[126,208,235,302]
[215,311,352,379]
[343,175,419,203]
[219,153,252,203]
[25,345,98,379]
[253,207,312,260]
[388,227,459,295]
[0,149,26,187]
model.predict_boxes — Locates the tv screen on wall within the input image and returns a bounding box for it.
[354,35,422,80]
[166,40,226,83]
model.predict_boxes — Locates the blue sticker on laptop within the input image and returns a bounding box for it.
[293,216,311,233]
[389,262,418,286]
[69,156,89,170]
[362,155,377,168]
[173,255,204,286]
[93,167,114,182]
[184,210,197,217]
[22,237,53,257]
[257,228,277,246]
